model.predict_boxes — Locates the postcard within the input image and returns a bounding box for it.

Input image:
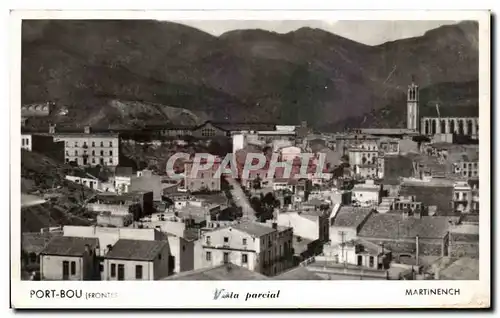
[11,9,491,309]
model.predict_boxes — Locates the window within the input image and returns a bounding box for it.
[242,254,248,264]
[109,141,113,147]
[75,150,78,156]
[455,193,460,200]
[369,256,374,268]
[62,261,69,278]
[99,264,104,272]
[92,141,95,147]
[70,261,76,275]
[75,142,79,147]
[201,128,216,137]
[158,254,162,260]
[109,150,113,156]
[21,139,25,146]
[242,238,247,245]
[206,236,211,245]
[135,265,143,279]
[109,158,113,164]
[83,142,87,147]
[223,237,229,243]
[206,251,212,261]
[223,252,229,263]
[111,264,116,277]
[182,245,186,251]
[92,150,95,156]
[100,141,104,147]
[92,158,95,164]
[100,150,104,156]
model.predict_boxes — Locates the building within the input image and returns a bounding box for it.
[357,213,456,257]
[278,146,302,162]
[103,239,170,280]
[49,125,120,166]
[191,121,229,139]
[453,181,473,214]
[196,222,293,276]
[329,206,374,244]
[407,81,419,131]
[184,158,222,192]
[456,160,479,179]
[347,140,380,178]
[352,180,382,207]
[275,208,329,243]
[21,231,62,278]
[21,133,65,162]
[391,196,424,213]
[378,138,400,155]
[88,191,153,220]
[40,236,100,281]
[420,105,479,140]
[322,238,392,270]
[65,174,101,191]
[165,234,195,274]
[21,102,51,117]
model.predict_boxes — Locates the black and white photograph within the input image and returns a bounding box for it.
[11,9,491,309]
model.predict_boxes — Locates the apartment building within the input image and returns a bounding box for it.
[50,125,120,166]
[197,222,293,276]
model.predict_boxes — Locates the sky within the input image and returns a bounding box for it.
[171,20,457,45]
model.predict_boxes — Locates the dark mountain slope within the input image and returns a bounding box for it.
[21,20,479,128]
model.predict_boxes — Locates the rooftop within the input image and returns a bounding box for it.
[163,263,269,280]
[22,232,62,254]
[439,257,479,280]
[41,236,99,257]
[232,222,276,237]
[332,206,373,228]
[358,213,456,239]
[273,266,324,280]
[105,239,168,261]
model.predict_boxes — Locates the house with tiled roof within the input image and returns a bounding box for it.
[194,221,293,277]
[103,239,170,280]
[40,236,100,280]
[357,213,457,257]
[329,206,374,244]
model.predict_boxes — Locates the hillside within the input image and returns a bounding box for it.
[21,20,479,129]
[21,150,95,232]
[329,80,479,131]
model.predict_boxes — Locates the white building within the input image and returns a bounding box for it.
[352,180,382,207]
[195,222,293,276]
[50,125,120,166]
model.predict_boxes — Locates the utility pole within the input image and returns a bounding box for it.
[340,231,346,266]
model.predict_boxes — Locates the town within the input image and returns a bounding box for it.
[20,80,479,281]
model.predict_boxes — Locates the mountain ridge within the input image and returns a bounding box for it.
[21,20,479,129]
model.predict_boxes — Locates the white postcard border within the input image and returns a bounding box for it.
[9,9,491,309]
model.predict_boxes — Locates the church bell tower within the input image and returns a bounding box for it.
[407,77,419,131]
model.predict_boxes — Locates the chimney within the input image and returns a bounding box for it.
[84,126,91,134]
[272,222,278,230]
[106,244,113,252]
[155,225,161,231]
[49,123,56,134]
